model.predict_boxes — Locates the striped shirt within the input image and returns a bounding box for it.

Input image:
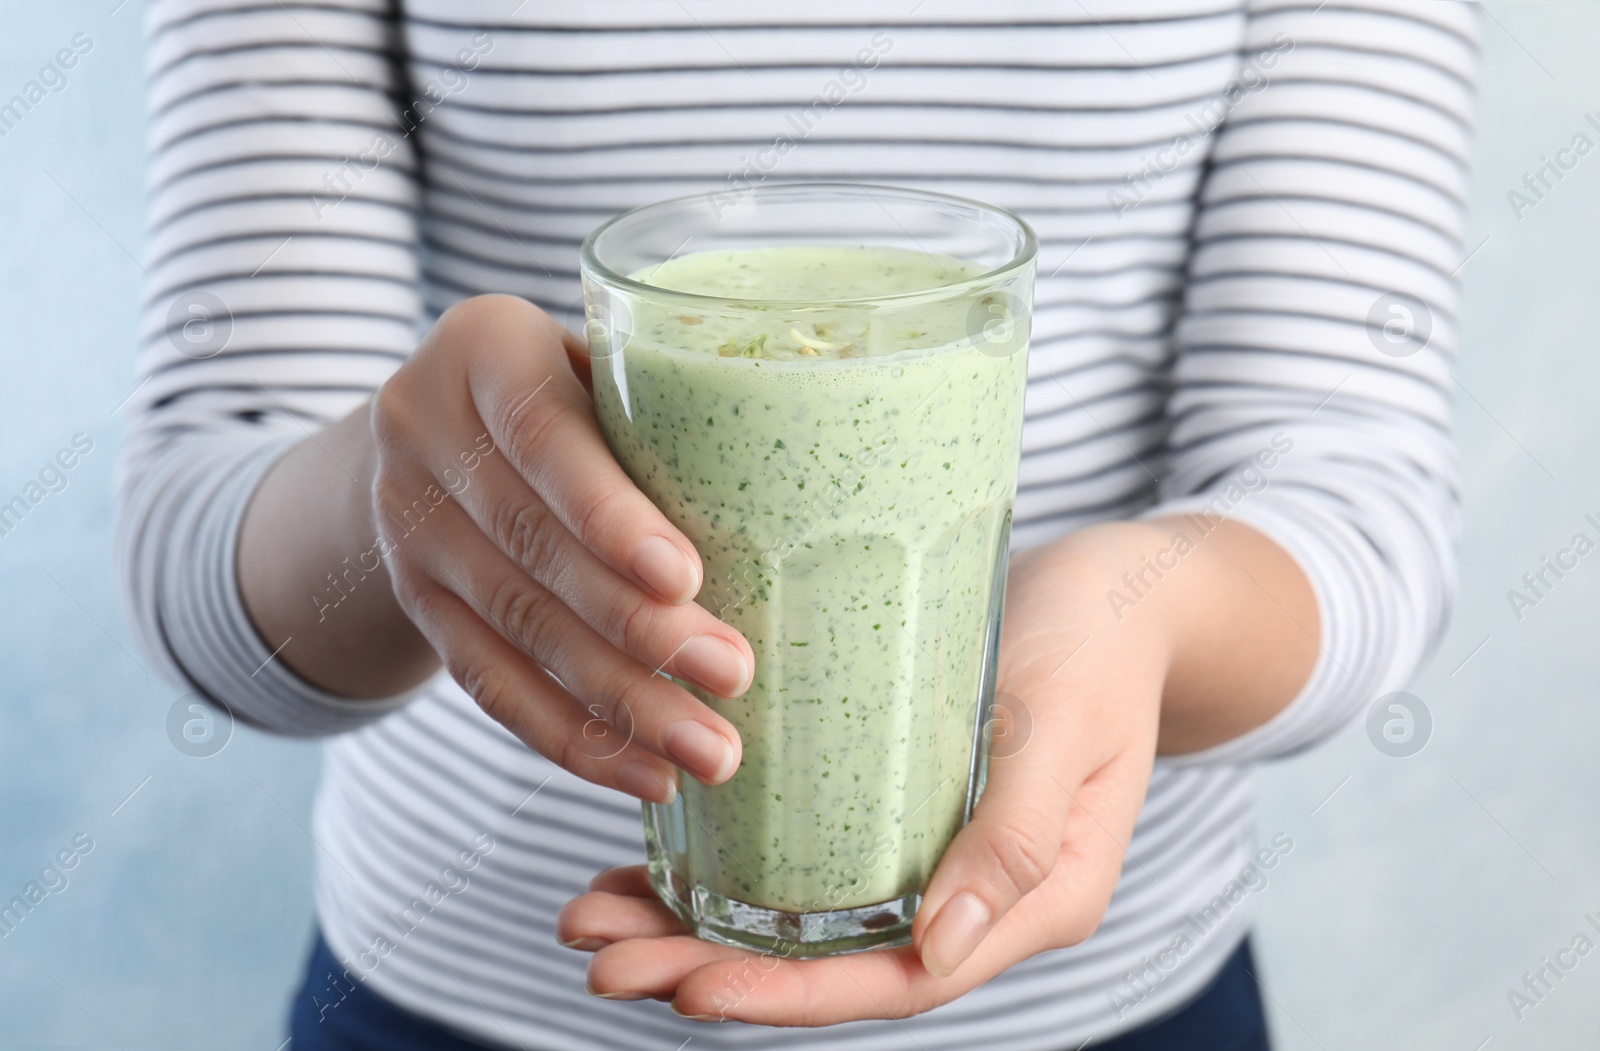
[117,1,1475,1047]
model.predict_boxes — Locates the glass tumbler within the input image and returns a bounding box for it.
[581,183,1035,957]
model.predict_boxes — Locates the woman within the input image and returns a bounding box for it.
[119,1,1474,1047]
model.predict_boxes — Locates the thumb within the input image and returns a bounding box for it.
[912,694,1074,978]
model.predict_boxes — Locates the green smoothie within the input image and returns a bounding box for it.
[590,246,1027,919]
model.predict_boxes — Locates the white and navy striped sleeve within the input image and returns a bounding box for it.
[115,0,425,735]
[1149,0,1477,764]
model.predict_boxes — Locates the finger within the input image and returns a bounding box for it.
[587,865,655,896]
[584,867,1088,1026]
[391,570,677,802]
[670,945,924,1024]
[414,502,743,784]
[594,941,949,1025]
[439,441,751,697]
[557,890,687,949]
[910,700,1081,979]
[589,894,1057,1024]
[460,297,708,608]
[668,884,1068,1025]
[586,936,746,1005]
[579,893,1061,1024]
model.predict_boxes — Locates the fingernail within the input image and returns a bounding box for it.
[921,893,991,978]
[587,980,646,1001]
[559,936,609,951]
[631,534,700,604]
[674,634,750,697]
[671,1002,726,1022]
[665,719,738,784]
[616,759,676,804]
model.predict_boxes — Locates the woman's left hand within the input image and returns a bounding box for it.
[557,522,1182,1025]
[562,514,1318,1023]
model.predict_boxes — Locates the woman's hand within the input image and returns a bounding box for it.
[556,517,1317,1023]
[239,294,754,803]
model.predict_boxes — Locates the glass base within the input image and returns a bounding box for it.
[647,858,917,958]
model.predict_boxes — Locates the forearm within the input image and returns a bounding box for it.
[1004,515,1319,756]
[237,400,441,699]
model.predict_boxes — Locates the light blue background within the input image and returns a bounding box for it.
[0,3,1595,1048]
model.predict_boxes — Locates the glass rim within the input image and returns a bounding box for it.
[579,182,1038,310]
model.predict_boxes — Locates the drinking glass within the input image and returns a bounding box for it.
[581,183,1035,956]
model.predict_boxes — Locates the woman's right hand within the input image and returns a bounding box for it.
[366,294,751,803]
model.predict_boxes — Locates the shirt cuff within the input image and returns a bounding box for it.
[159,436,431,737]
[1139,494,1362,767]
